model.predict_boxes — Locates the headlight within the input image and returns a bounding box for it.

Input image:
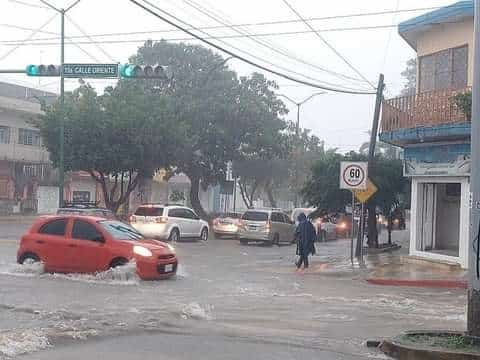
[133,245,152,257]
[166,243,176,252]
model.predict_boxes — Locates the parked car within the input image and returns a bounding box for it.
[130,204,209,242]
[212,212,242,238]
[238,208,295,246]
[16,215,178,280]
[57,202,117,220]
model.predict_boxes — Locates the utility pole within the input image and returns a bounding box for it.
[40,0,81,207]
[355,74,384,258]
[278,92,326,208]
[468,0,480,337]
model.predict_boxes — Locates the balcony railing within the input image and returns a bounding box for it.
[381,87,471,132]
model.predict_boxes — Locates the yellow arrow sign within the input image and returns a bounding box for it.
[354,179,378,203]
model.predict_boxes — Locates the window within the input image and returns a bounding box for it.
[271,213,284,223]
[72,220,103,241]
[18,128,41,146]
[241,211,269,221]
[134,206,163,217]
[72,191,91,202]
[184,209,198,220]
[282,214,293,224]
[419,46,468,92]
[0,178,8,199]
[168,208,184,218]
[99,220,143,241]
[39,219,67,236]
[0,126,10,144]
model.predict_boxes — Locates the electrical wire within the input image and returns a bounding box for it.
[281,0,375,89]
[8,0,50,10]
[0,12,58,61]
[65,14,118,63]
[129,0,374,94]
[178,0,370,90]
[381,0,402,71]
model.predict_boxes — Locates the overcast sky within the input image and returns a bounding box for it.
[1,0,455,151]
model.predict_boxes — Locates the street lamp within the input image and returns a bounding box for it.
[277,92,327,207]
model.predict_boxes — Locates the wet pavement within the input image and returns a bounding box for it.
[0,219,467,359]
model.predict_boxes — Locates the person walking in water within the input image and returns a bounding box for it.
[295,213,316,271]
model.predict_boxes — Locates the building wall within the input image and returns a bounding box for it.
[0,109,49,164]
[415,18,474,87]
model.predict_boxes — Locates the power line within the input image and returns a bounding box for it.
[128,0,375,94]
[65,14,118,63]
[1,4,464,44]
[281,0,375,89]
[0,12,58,61]
[179,0,369,89]
[381,0,402,71]
[8,0,51,10]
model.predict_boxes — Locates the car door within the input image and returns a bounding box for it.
[34,218,72,272]
[270,212,283,241]
[69,219,107,273]
[168,208,189,237]
[184,209,202,236]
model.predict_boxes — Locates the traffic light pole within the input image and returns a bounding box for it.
[59,9,65,208]
[40,0,81,207]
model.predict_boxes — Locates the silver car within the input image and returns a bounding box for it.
[238,209,295,246]
[130,204,209,242]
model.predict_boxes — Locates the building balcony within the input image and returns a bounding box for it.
[380,87,471,146]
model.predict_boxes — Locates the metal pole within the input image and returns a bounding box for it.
[233,177,237,212]
[0,69,26,74]
[351,191,354,265]
[294,103,300,208]
[468,0,480,337]
[360,202,365,264]
[356,74,384,256]
[58,9,65,207]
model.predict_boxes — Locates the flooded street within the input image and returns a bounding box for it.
[0,223,466,359]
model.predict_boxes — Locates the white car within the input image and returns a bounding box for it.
[130,204,209,242]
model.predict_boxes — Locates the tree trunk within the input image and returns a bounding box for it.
[265,182,277,208]
[367,203,378,248]
[188,174,209,220]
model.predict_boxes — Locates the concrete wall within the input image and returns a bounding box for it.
[415,18,474,87]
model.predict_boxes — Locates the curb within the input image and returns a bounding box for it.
[367,278,467,289]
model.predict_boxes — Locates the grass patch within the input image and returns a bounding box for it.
[401,334,480,352]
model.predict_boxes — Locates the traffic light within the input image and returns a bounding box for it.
[25,64,61,77]
[119,64,169,79]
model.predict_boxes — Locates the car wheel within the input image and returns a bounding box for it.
[168,229,180,243]
[18,252,40,265]
[200,227,208,242]
[109,258,128,268]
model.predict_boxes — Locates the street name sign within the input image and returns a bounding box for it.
[63,63,118,78]
[340,161,368,190]
[354,178,378,203]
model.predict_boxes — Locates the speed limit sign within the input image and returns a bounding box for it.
[340,161,368,190]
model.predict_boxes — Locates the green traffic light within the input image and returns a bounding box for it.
[25,64,39,76]
[120,64,135,78]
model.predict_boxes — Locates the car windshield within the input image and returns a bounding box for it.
[134,207,164,217]
[242,211,268,221]
[99,220,144,241]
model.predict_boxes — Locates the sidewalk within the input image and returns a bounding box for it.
[305,230,467,289]
[0,214,38,222]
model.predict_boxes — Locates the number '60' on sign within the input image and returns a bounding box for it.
[339,161,368,190]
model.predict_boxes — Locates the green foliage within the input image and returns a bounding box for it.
[400,58,416,96]
[452,90,472,121]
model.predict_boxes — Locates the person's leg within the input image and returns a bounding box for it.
[304,255,309,268]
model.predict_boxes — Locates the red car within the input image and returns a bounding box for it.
[17,215,178,280]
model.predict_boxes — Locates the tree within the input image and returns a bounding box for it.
[400,58,416,95]
[131,40,288,219]
[34,83,178,213]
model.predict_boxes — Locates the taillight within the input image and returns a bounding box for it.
[156,216,168,223]
[129,215,136,223]
[266,220,272,231]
